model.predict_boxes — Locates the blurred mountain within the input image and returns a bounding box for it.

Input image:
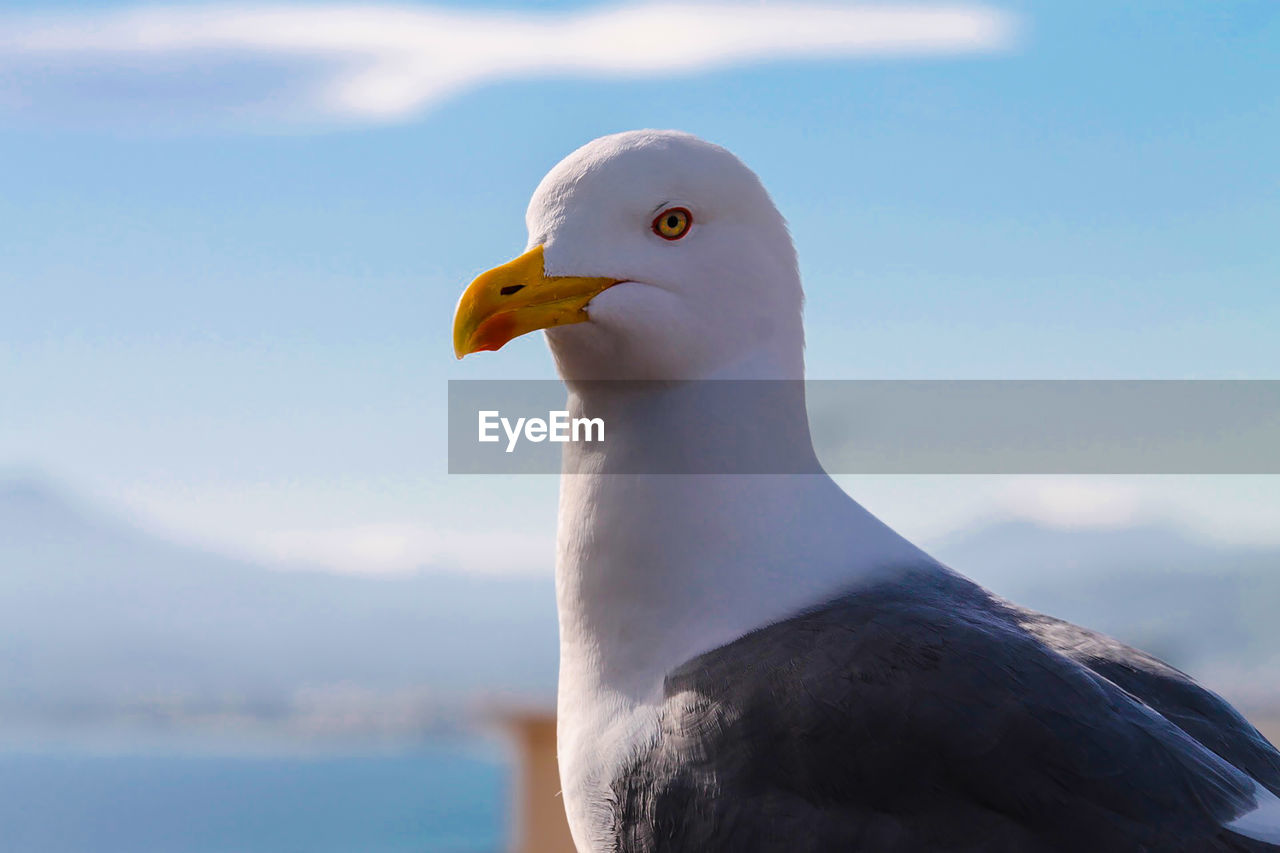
[0,478,559,744]
[1,479,1276,747]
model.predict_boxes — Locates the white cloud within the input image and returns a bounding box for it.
[0,2,1017,126]
[256,522,552,575]
[997,477,1145,529]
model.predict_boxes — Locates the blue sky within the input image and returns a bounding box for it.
[2,0,1278,573]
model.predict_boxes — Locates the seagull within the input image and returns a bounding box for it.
[452,130,1280,852]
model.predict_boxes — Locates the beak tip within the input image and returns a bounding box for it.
[452,326,475,359]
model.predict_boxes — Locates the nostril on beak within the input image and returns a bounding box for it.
[500,285,525,296]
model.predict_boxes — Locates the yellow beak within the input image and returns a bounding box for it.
[452,246,620,358]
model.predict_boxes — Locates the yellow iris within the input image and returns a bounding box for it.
[653,207,692,240]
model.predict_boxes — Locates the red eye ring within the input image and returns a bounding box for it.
[652,207,693,241]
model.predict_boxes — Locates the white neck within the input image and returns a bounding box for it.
[552,346,933,845]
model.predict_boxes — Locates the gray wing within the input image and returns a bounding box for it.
[1019,607,1280,795]
[610,567,1280,852]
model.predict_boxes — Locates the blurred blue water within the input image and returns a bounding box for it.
[0,743,507,853]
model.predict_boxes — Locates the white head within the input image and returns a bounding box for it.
[453,130,804,381]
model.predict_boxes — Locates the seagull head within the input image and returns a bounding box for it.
[453,130,804,380]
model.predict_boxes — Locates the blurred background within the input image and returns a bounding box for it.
[2,1,1278,851]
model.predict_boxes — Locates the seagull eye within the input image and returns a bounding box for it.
[652,207,692,241]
